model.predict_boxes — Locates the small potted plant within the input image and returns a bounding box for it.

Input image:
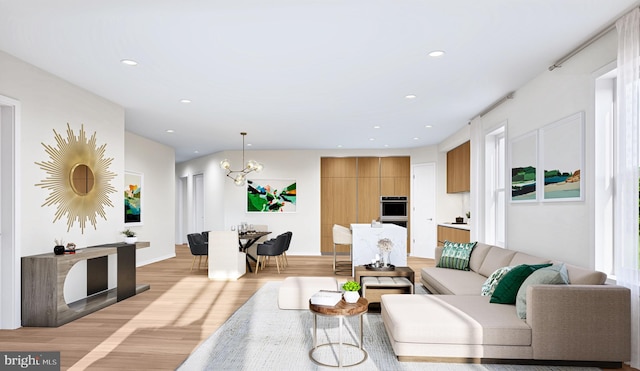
[342,280,361,303]
[121,228,137,244]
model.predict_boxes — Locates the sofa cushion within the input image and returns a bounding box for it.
[421,267,488,295]
[468,242,493,273]
[477,248,517,277]
[481,266,513,296]
[515,263,569,319]
[437,241,477,271]
[509,252,551,266]
[490,263,552,304]
[381,294,532,346]
[562,263,606,284]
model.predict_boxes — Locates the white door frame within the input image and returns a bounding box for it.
[0,95,21,329]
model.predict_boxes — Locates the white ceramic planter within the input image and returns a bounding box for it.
[124,236,138,244]
[343,291,360,303]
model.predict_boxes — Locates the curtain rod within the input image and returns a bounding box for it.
[548,22,617,71]
[475,92,515,118]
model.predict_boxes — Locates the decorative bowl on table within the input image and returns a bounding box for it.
[364,263,395,271]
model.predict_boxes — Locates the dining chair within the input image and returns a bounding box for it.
[332,224,352,275]
[255,233,287,274]
[187,233,208,271]
[281,231,293,267]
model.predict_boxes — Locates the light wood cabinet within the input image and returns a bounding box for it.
[357,157,381,224]
[320,156,410,255]
[321,158,357,254]
[437,225,470,246]
[380,157,410,196]
[446,141,470,193]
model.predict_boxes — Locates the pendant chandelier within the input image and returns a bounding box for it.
[220,132,263,186]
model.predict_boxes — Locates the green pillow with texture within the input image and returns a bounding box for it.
[515,263,569,319]
[490,263,552,304]
[437,241,477,271]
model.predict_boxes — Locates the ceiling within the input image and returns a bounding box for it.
[0,1,637,163]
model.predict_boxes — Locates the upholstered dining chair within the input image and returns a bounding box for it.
[332,224,352,275]
[187,233,208,271]
[280,231,293,267]
[255,233,287,274]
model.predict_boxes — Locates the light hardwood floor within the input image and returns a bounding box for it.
[0,245,635,370]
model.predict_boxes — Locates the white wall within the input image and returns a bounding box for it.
[478,30,619,268]
[125,132,176,265]
[0,50,176,308]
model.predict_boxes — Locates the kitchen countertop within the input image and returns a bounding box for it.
[438,223,471,231]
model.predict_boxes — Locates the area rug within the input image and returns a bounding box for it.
[177,282,596,371]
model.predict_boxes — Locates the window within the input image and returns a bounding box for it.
[485,125,506,247]
[594,67,616,276]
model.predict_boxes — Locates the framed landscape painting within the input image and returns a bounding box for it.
[510,131,538,202]
[247,179,296,213]
[540,112,584,202]
[124,171,143,225]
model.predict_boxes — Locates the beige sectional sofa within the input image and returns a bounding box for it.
[380,243,631,367]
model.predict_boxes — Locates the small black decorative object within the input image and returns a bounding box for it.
[53,245,65,255]
[364,263,396,271]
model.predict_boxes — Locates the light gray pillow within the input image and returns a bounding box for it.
[516,263,569,319]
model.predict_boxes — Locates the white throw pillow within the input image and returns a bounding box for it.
[515,263,569,319]
[480,266,513,296]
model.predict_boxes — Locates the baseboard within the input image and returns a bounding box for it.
[396,356,622,369]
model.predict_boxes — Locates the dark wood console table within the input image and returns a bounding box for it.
[21,241,150,327]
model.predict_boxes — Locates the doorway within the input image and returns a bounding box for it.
[193,173,204,233]
[411,163,436,258]
[0,95,20,329]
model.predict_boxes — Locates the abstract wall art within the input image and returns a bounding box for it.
[124,171,143,224]
[540,112,584,202]
[247,179,296,212]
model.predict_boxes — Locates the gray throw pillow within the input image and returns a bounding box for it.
[515,263,569,319]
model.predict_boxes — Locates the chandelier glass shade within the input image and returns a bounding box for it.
[220,132,263,186]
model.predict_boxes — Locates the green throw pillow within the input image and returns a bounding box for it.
[515,263,569,319]
[437,241,477,271]
[490,263,552,304]
[481,266,513,296]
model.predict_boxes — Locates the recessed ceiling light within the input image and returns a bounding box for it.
[428,50,445,57]
[369,138,375,141]
[425,125,433,128]
[405,94,417,99]
[373,125,381,129]
[413,137,420,140]
[337,144,343,148]
[120,59,138,66]
[180,99,191,104]
[384,144,389,147]
[194,150,199,154]
[166,129,175,133]
[247,143,252,147]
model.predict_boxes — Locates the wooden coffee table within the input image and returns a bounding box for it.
[309,297,368,368]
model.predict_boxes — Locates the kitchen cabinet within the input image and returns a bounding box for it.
[320,156,410,255]
[446,141,470,193]
[437,225,470,246]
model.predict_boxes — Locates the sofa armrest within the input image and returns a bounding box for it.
[526,284,630,362]
[435,246,443,262]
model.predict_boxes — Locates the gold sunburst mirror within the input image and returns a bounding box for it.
[35,123,117,233]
